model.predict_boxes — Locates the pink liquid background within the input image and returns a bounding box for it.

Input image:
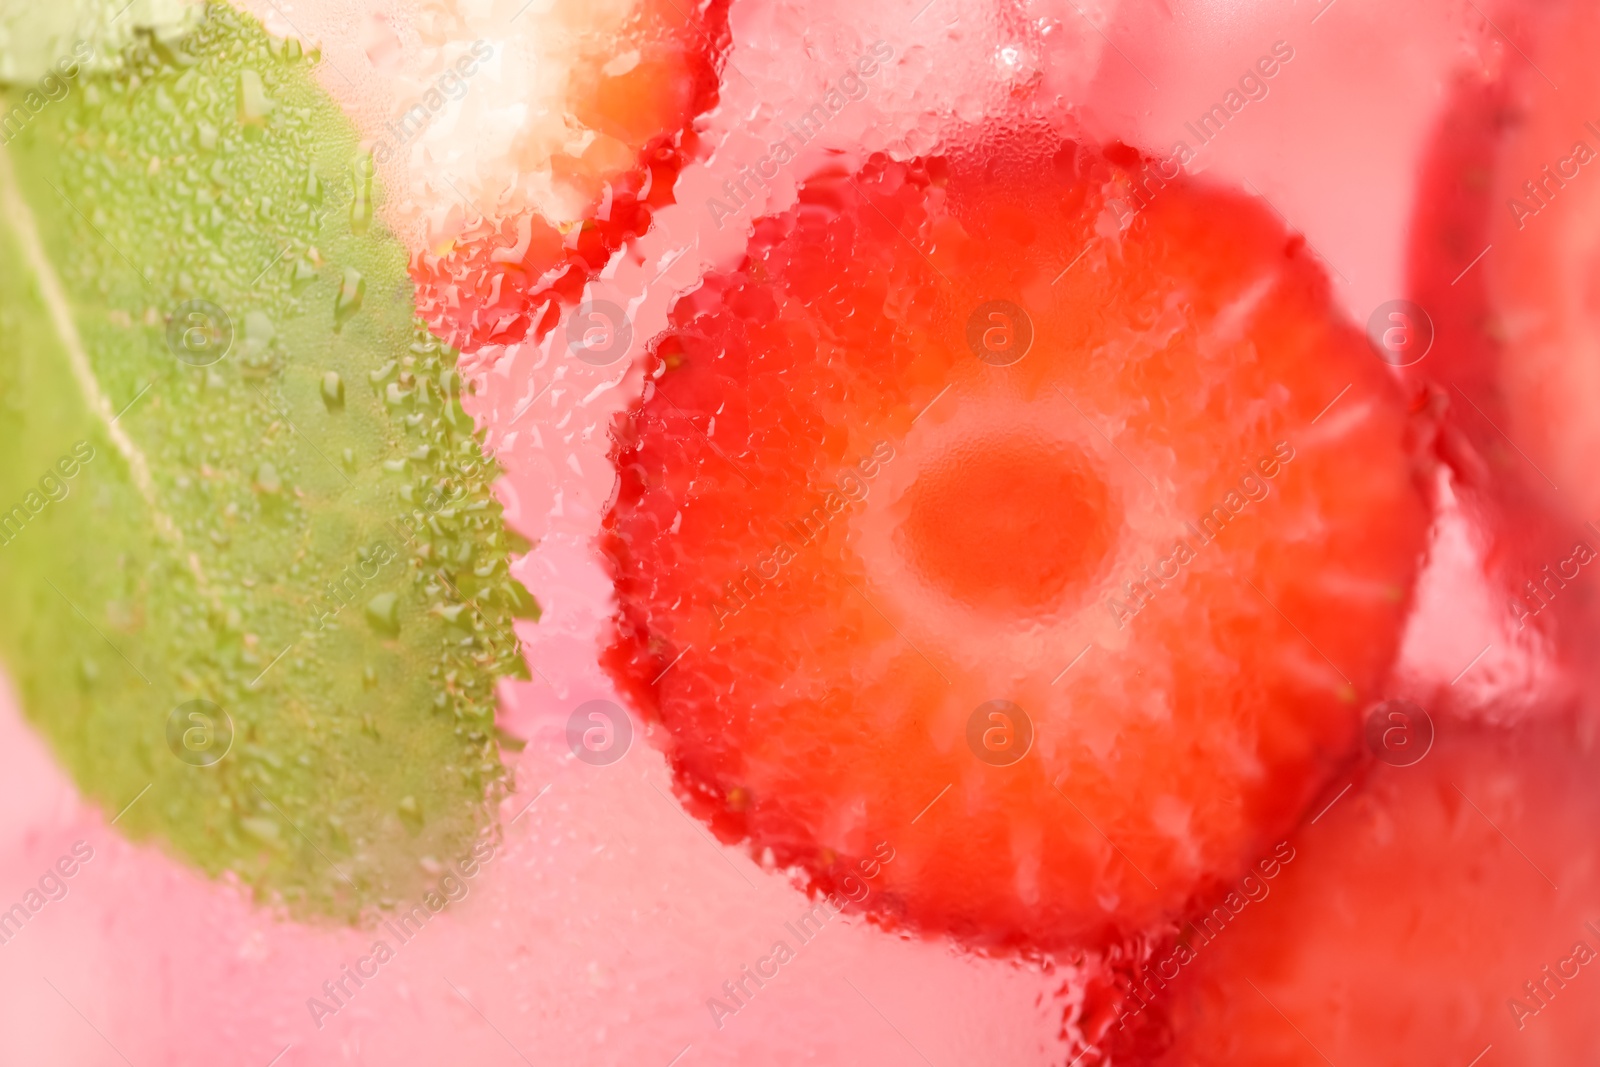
[0,0,1524,1062]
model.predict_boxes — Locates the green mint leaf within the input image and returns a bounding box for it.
[0,0,200,84]
[0,5,534,919]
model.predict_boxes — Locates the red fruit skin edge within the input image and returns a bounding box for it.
[411,0,733,352]
[1401,3,1600,725]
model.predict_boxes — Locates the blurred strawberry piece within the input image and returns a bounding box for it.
[1397,0,1600,726]
[1131,718,1600,1066]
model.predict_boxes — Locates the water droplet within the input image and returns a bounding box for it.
[349,154,374,234]
[255,462,282,495]
[240,816,280,842]
[292,256,318,290]
[504,580,540,620]
[237,69,274,126]
[364,592,400,637]
[321,371,345,411]
[432,603,468,627]
[335,267,365,327]
[242,309,275,355]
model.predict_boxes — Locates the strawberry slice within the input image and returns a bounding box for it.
[1402,0,1600,718]
[603,141,1428,952]
[1143,720,1600,1066]
[405,0,732,349]
[1486,0,1600,527]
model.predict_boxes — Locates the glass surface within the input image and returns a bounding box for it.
[0,1,1595,1064]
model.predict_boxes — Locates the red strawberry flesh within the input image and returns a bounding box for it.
[604,141,1430,952]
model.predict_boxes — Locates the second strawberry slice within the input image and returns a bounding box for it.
[604,140,1429,952]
